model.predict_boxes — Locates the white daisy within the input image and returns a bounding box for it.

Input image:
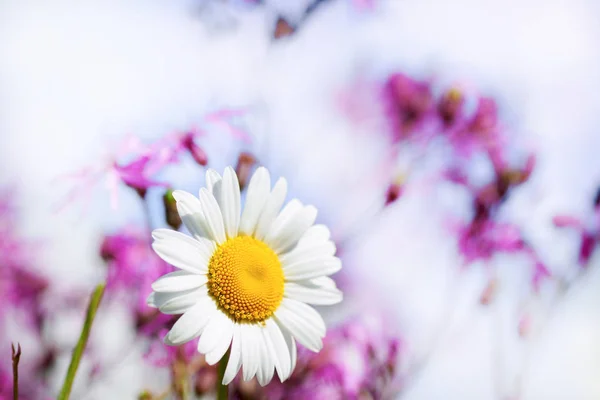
[147,166,343,386]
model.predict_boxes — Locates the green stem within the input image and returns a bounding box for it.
[216,349,230,400]
[57,283,106,400]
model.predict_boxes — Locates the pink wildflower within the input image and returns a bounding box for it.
[100,227,171,315]
[383,73,434,142]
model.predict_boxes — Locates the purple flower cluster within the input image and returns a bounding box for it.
[261,314,401,400]
[552,189,600,267]
[382,73,550,291]
[0,191,51,399]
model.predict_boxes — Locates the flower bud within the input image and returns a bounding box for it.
[137,391,153,400]
[385,183,403,206]
[479,278,497,306]
[183,133,208,166]
[163,189,182,230]
[273,16,295,39]
[235,152,257,190]
[438,87,464,127]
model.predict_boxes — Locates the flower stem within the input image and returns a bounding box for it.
[11,343,21,400]
[216,349,230,400]
[57,283,106,400]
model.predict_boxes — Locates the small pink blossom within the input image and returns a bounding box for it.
[383,73,434,142]
[100,227,171,314]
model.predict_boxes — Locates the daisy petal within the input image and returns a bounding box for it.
[277,320,297,374]
[153,287,207,314]
[265,318,292,382]
[284,257,342,281]
[164,297,216,345]
[282,298,326,336]
[152,229,215,274]
[205,169,222,194]
[254,178,288,240]
[198,311,233,355]
[279,241,336,266]
[295,224,331,249]
[172,190,209,240]
[205,318,235,365]
[265,204,317,254]
[198,188,227,244]
[274,299,325,352]
[151,271,208,293]
[309,276,337,288]
[219,167,241,239]
[241,324,260,381]
[223,324,242,385]
[239,167,270,236]
[256,327,275,386]
[284,281,343,305]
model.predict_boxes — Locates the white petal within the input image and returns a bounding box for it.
[277,320,297,374]
[197,311,233,355]
[265,318,292,382]
[256,327,275,386]
[239,167,271,236]
[295,225,331,249]
[205,169,222,194]
[279,240,336,266]
[205,317,235,365]
[198,188,227,244]
[146,292,157,308]
[152,229,215,274]
[164,297,216,345]
[241,324,260,381]
[274,299,325,352]
[151,271,208,293]
[282,298,326,336]
[284,257,342,281]
[223,324,243,385]
[284,281,343,305]
[265,205,317,254]
[254,178,288,240]
[309,276,337,288]
[172,190,209,240]
[153,287,208,314]
[218,167,241,239]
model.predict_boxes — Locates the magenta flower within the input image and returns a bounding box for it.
[455,219,524,264]
[144,328,199,367]
[553,214,598,266]
[0,192,48,325]
[100,227,171,315]
[113,156,169,193]
[383,73,434,142]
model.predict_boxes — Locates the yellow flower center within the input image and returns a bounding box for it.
[207,236,284,323]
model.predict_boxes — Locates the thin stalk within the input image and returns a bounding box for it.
[11,343,21,400]
[57,284,106,400]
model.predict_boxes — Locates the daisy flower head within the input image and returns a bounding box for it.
[147,166,343,386]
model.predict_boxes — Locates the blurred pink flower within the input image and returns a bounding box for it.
[100,227,172,314]
[456,219,524,264]
[383,73,434,142]
[113,156,169,193]
[0,192,48,325]
[265,314,401,399]
[144,328,198,367]
[553,214,598,266]
[58,109,248,210]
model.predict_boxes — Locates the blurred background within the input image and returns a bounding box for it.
[1,0,600,399]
